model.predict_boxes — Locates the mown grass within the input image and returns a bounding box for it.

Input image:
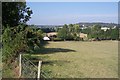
[32,41,118,78]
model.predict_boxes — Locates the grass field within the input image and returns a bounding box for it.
[33,41,118,78]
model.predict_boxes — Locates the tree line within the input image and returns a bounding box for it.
[57,24,81,41]
[56,24,119,41]
[81,25,119,40]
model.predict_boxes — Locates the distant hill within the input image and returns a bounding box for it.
[35,22,118,28]
[77,22,118,27]
[36,25,63,28]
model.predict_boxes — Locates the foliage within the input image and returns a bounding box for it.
[41,28,56,33]
[2,24,44,63]
[110,28,119,40]
[2,2,46,78]
[2,25,45,77]
[57,24,80,41]
[81,25,119,40]
[2,2,33,28]
[73,24,80,34]
[53,38,63,41]
[57,24,69,40]
[90,25,101,39]
[2,2,35,63]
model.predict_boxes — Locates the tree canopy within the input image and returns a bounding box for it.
[2,2,33,28]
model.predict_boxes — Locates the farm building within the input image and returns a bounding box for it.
[101,27,110,31]
[43,36,50,41]
[80,33,87,38]
[47,32,58,37]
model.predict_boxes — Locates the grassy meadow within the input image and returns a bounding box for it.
[32,41,118,78]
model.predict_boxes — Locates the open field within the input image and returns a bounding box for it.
[33,41,118,78]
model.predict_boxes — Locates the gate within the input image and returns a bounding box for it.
[19,54,50,79]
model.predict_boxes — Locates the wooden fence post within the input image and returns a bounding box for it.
[19,54,21,78]
[37,61,42,80]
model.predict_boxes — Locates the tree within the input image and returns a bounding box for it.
[2,24,44,62]
[2,2,33,28]
[2,2,34,62]
[73,24,80,34]
[68,24,74,32]
[63,24,68,28]
[57,24,74,40]
[110,27,119,40]
[2,2,33,58]
[57,27,68,41]
[57,24,81,41]
[81,27,92,39]
[71,24,80,41]
[91,25,101,39]
[2,2,46,77]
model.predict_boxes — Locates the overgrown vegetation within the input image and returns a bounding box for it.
[57,24,119,41]
[2,24,44,63]
[2,2,45,78]
[81,25,119,40]
[57,24,81,41]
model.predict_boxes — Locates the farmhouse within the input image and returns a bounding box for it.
[101,27,110,31]
[47,32,58,37]
[80,33,87,38]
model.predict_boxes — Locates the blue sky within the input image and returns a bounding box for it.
[26,2,118,25]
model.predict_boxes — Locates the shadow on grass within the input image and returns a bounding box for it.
[42,60,71,66]
[31,58,71,66]
[33,48,76,54]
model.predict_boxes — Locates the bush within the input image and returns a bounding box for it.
[74,36,81,41]
[53,38,63,41]
[2,24,44,63]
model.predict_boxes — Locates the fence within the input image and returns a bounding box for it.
[19,54,50,79]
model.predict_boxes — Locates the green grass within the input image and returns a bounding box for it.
[32,41,118,78]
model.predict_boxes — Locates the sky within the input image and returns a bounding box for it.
[26,0,120,2]
[26,2,118,25]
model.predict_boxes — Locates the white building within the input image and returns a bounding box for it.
[101,27,110,31]
[80,27,87,30]
[112,26,116,29]
[43,37,50,41]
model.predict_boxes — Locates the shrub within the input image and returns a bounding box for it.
[53,38,63,41]
[2,24,44,63]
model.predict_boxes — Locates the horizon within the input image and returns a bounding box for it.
[33,22,118,26]
[26,2,118,25]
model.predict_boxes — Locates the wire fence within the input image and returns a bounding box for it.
[20,54,50,79]
[21,55,38,78]
[41,70,50,78]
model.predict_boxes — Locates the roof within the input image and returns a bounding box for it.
[47,32,58,37]
[80,33,87,38]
